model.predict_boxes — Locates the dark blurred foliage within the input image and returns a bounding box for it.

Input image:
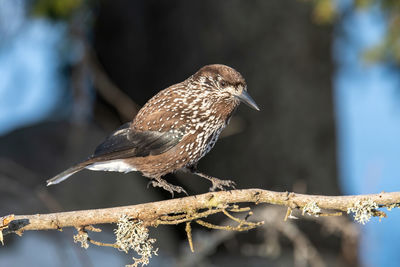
[0,0,369,266]
[32,0,83,19]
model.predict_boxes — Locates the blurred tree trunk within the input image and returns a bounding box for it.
[94,0,337,195]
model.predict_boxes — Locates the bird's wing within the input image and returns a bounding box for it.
[91,123,185,160]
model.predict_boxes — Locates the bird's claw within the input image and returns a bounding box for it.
[148,178,188,197]
[209,178,236,192]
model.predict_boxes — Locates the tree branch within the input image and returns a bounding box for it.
[2,188,400,234]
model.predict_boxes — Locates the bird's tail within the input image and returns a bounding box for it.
[46,161,92,186]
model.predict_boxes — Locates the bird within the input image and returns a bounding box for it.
[46,64,260,195]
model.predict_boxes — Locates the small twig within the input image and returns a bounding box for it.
[221,209,261,227]
[318,211,343,217]
[88,238,119,248]
[185,222,194,253]
[84,225,102,232]
[156,208,223,225]
[227,205,251,213]
[83,39,140,121]
[284,207,292,221]
[195,219,261,231]
[75,226,119,249]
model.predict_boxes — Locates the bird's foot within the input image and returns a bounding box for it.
[148,178,188,197]
[208,177,236,192]
[188,168,236,191]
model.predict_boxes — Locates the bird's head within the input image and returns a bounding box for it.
[191,64,260,111]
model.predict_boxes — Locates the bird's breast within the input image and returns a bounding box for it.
[182,118,227,166]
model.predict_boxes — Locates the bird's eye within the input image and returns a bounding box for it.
[220,80,227,87]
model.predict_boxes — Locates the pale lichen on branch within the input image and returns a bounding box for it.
[302,201,321,217]
[347,199,381,225]
[114,216,158,267]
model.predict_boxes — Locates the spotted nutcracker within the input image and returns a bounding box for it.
[47,64,260,195]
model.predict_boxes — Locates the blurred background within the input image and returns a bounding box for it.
[0,0,399,266]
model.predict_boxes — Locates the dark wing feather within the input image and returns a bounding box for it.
[92,122,133,156]
[91,125,185,160]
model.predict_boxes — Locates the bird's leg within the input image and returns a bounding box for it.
[187,166,236,192]
[148,177,188,197]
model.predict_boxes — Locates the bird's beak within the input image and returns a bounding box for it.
[237,90,260,111]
